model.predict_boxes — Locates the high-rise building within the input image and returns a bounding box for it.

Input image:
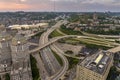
[75,51,113,80]
[10,34,32,80]
[0,26,12,73]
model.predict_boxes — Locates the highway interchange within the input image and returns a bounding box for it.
[28,20,120,80]
[30,21,70,80]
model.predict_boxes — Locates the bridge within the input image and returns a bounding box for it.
[98,35,120,38]
[28,35,78,54]
[108,46,120,53]
[28,34,120,54]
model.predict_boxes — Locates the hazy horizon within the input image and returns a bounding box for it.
[0,0,120,12]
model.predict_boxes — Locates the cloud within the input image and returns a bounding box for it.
[0,0,120,12]
[80,0,120,6]
[0,2,30,11]
[50,0,76,2]
[81,0,113,4]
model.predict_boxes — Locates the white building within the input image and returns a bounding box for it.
[9,23,48,30]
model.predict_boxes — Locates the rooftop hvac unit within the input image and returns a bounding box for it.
[19,67,22,70]
[94,54,103,64]
[101,57,109,65]
[98,64,104,69]
[4,64,7,67]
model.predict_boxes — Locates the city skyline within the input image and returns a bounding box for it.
[0,9,120,80]
[0,0,120,12]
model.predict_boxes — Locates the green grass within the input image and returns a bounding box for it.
[31,31,44,39]
[84,37,115,43]
[66,56,79,69]
[30,55,40,80]
[107,66,120,80]
[59,25,82,35]
[79,41,111,50]
[51,50,63,66]
[35,32,44,36]
[58,25,116,49]
[84,29,120,35]
[75,38,115,47]
[59,38,112,50]
[65,50,73,54]
[5,73,10,80]
[49,30,64,38]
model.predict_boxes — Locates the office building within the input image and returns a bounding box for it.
[75,51,113,80]
[0,26,12,73]
[10,34,32,80]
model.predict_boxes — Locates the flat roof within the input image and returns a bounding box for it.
[79,50,113,75]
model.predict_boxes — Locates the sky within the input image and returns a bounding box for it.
[0,0,120,12]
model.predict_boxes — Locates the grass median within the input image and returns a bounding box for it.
[49,30,64,38]
[30,55,40,80]
[59,38,112,50]
[51,50,63,66]
[66,56,79,69]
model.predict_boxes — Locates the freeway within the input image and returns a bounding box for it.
[28,20,120,80]
[33,53,49,80]
[28,21,120,55]
[38,20,71,80]
[29,35,77,54]
[29,21,65,54]
[29,21,65,80]
[82,32,120,53]
[50,44,69,80]
[39,21,63,76]
[40,20,69,80]
[29,34,120,54]
[108,46,120,53]
[98,35,120,38]
[82,32,120,39]
[25,30,43,38]
[38,20,66,79]
[40,20,68,80]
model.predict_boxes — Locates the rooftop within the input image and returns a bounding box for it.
[0,31,12,42]
[0,25,5,32]
[79,50,113,75]
[12,34,27,46]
